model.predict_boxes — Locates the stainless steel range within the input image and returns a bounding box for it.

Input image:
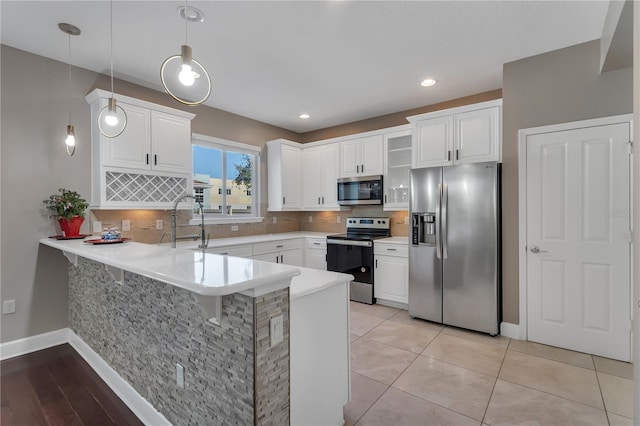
[326,217,391,304]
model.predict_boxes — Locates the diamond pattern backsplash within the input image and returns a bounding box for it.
[105,172,188,203]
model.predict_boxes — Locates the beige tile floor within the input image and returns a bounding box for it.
[345,302,635,426]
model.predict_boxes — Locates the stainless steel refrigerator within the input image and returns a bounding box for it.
[409,162,501,335]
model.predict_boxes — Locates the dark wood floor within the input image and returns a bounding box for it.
[1,344,143,426]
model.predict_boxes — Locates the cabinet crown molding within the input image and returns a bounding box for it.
[85,88,196,120]
[406,98,502,123]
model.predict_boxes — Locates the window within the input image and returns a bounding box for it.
[191,134,262,223]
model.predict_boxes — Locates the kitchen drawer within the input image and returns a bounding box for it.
[206,244,252,258]
[306,238,327,250]
[252,238,303,256]
[374,243,408,257]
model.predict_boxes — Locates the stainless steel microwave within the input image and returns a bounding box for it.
[337,175,383,205]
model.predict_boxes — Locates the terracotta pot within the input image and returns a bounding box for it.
[58,216,84,237]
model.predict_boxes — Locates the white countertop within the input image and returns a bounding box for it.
[376,236,409,245]
[166,231,332,250]
[40,236,353,299]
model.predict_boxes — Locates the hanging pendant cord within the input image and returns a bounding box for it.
[109,0,114,95]
[68,33,72,124]
[184,0,188,45]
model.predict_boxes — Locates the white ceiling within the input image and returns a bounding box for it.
[1,1,610,133]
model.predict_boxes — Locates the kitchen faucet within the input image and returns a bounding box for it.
[171,194,209,249]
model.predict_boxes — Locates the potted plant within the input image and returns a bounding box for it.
[43,188,89,237]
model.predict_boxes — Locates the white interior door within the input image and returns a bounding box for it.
[526,122,632,361]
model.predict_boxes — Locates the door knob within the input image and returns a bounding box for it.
[530,246,548,254]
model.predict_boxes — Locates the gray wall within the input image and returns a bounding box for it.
[501,39,633,324]
[0,45,298,343]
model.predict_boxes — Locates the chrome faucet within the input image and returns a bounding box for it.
[171,194,210,249]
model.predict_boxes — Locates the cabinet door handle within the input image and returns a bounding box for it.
[313,242,321,246]
[447,151,451,161]
[283,197,286,205]
[375,259,378,268]
[387,248,397,251]
[321,196,324,204]
[356,165,359,173]
[280,255,283,263]
[276,244,284,248]
[154,154,158,165]
[385,195,387,203]
[361,164,364,173]
[318,197,321,205]
[146,154,150,165]
[456,149,459,161]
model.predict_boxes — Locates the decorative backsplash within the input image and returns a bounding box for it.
[105,172,188,203]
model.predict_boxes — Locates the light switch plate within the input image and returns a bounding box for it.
[231,225,239,232]
[156,220,163,230]
[122,220,131,232]
[308,216,313,223]
[270,315,283,347]
[272,216,277,224]
[2,300,16,314]
[336,216,341,224]
[93,221,103,233]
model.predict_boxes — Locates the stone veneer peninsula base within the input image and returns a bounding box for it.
[69,257,290,426]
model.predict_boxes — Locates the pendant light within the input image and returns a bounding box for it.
[98,0,127,138]
[160,1,211,106]
[59,23,80,156]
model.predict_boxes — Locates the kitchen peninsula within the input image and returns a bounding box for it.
[39,238,352,426]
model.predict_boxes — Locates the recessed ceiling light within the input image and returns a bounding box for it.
[299,113,310,119]
[178,6,205,22]
[420,78,437,87]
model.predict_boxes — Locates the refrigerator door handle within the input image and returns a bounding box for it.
[442,183,448,259]
[436,183,442,259]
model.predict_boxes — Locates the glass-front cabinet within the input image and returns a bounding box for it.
[383,128,412,211]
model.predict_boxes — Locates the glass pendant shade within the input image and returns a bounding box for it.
[161,44,211,106]
[65,125,76,156]
[98,97,127,138]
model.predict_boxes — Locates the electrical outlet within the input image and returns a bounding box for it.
[2,299,16,315]
[231,225,239,231]
[122,220,131,232]
[156,220,163,230]
[308,215,313,223]
[336,216,341,224]
[93,221,103,233]
[272,216,277,224]
[176,363,184,388]
[404,216,409,225]
[270,315,284,347]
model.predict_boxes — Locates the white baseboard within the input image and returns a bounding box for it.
[0,328,69,360]
[375,299,408,310]
[1,328,170,426]
[500,322,521,339]
[67,330,171,426]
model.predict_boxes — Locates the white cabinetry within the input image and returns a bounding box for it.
[339,135,384,177]
[267,140,302,211]
[374,241,408,305]
[304,237,327,270]
[408,99,501,168]
[253,239,303,266]
[205,244,253,258]
[86,89,195,209]
[383,128,412,211]
[302,145,340,210]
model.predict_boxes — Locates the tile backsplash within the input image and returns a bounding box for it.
[91,205,409,244]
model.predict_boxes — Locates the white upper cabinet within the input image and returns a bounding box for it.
[339,135,384,177]
[408,99,502,168]
[151,111,192,173]
[383,128,412,211]
[86,89,195,209]
[302,144,340,210]
[267,139,302,211]
[98,100,191,174]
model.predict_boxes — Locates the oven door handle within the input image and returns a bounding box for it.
[326,239,372,248]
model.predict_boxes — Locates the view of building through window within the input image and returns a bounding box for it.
[193,144,254,215]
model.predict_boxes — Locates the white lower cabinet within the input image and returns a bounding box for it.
[205,244,253,258]
[374,242,408,304]
[304,237,327,270]
[252,239,303,266]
